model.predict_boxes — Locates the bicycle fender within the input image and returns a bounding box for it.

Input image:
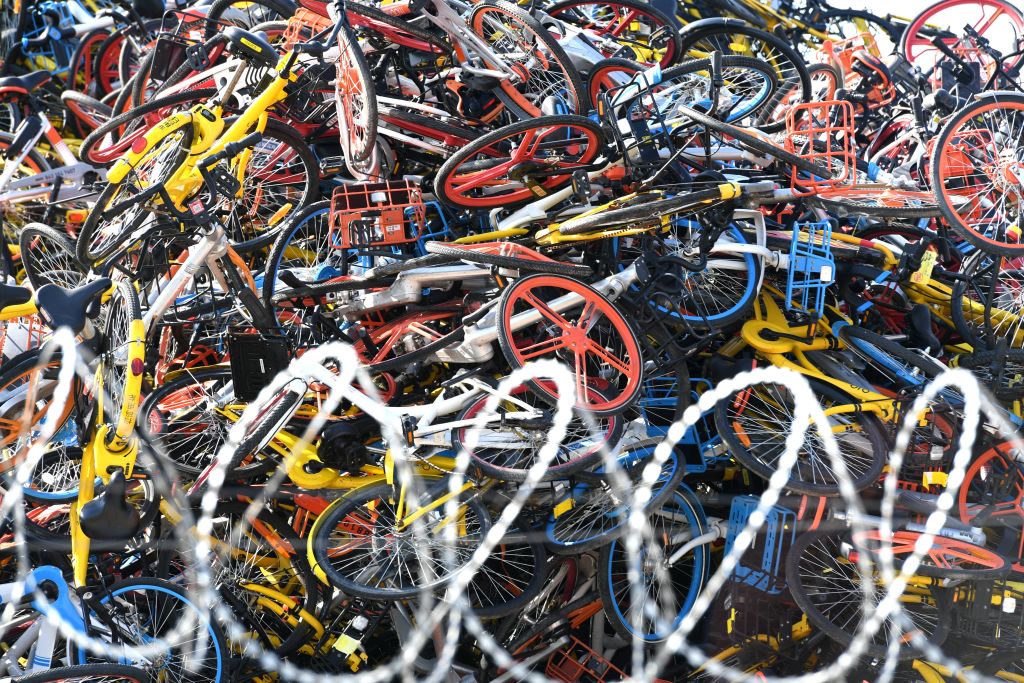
[106,112,194,185]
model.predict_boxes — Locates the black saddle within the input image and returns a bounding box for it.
[0,70,51,93]
[35,279,111,335]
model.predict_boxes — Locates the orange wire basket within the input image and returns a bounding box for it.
[329,180,425,250]
[784,99,856,196]
[283,8,333,51]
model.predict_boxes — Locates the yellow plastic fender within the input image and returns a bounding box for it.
[107,111,194,185]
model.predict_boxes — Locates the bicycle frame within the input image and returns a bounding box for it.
[0,112,106,206]
[0,565,87,675]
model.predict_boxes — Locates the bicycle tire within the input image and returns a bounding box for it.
[74,577,228,681]
[208,501,319,656]
[498,273,644,416]
[930,93,1024,257]
[222,117,320,252]
[714,379,888,495]
[469,0,588,117]
[556,188,727,236]
[451,384,623,482]
[77,121,194,268]
[468,528,548,618]
[807,185,942,219]
[784,528,953,659]
[848,529,1012,580]
[67,27,110,95]
[434,114,605,210]
[336,21,378,164]
[545,441,686,553]
[14,664,151,682]
[586,57,644,110]
[19,222,85,292]
[205,0,297,39]
[140,367,275,481]
[545,0,682,68]
[62,91,114,134]
[425,242,592,276]
[597,483,709,642]
[308,479,492,600]
[677,19,811,134]
[80,88,217,167]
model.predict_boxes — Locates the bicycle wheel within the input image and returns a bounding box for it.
[205,0,296,39]
[80,89,217,167]
[75,578,227,683]
[220,117,319,252]
[0,133,52,246]
[0,349,74,462]
[586,57,644,110]
[352,307,465,371]
[99,280,143,440]
[335,22,377,164]
[434,115,605,210]
[616,55,779,126]
[19,223,85,292]
[67,27,110,95]
[931,93,1024,257]
[452,383,623,482]
[836,325,947,390]
[714,380,888,495]
[545,441,685,553]
[62,91,114,136]
[848,529,1011,580]
[469,1,587,117]
[207,502,319,656]
[677,19,811,134]
[900,0,1024,76]
[544,0,682,68]
[597,483,709,642]
[958,442,1024,538]
[808,185,942,219]
[465,526,548,618]
[424,242,592,277]
[14,664,151,682]
[785,528,953,659]
[950,251,1024,350]
[308,479,491,600]
[77,121,193,268]
[497,273,644,416]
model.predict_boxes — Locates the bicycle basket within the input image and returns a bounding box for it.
[956,580,1024,648]
[227,330,291,401]
[149,9,227,80]
[22,2,75,74]
[283,8,332,51]
[784,99,855,195]
[785,220,835,320]
[597,68,677,175]
[723,495,797,595]
[724,581,805,655]
[329,181,425,250]
[543,636,630,683]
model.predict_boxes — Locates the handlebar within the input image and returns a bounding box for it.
[199,132,264,170]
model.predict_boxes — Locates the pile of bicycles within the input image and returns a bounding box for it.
[0,0,1023,680]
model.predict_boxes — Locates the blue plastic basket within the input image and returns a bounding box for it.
[638,376,717,473]
[22,1,77,75]
[723,495,797,594]
[785,220,835,320]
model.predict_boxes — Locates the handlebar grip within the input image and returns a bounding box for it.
[931,36,969,67]
[200,132,263,168]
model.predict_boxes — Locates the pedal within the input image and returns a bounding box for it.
[320,155,345,175]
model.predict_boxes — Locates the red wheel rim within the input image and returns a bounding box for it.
[443,121,602,208]
[548,2,677,67]
[902,0,1024,72]
[500,275,642,414]
[851,529,1008,572]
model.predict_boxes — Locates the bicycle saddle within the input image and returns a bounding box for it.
[35,278,111,335]
[132,0,166,19]
[223,27,279,69]
[907,303,942,356]
[79,469,142,541]
[0,283,30,309]
[0,70,51,97]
